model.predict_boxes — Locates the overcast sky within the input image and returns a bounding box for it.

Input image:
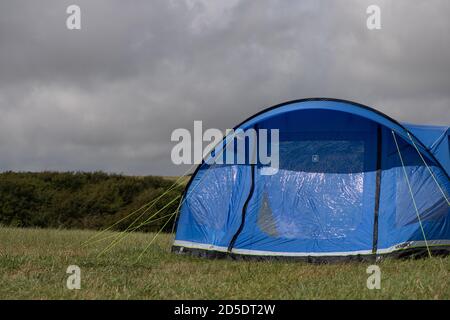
[0,0,449,176]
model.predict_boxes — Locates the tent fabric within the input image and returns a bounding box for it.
[173,99,450,260]
[402,123,450,177]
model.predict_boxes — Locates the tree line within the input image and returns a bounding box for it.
[0,171,184,232]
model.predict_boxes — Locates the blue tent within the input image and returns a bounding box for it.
[173,99,450,261]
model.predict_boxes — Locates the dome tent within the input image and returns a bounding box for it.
[172,98,450,262]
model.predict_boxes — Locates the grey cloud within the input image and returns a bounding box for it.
[0,0,449,175]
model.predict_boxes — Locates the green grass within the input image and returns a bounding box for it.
[0,226,448,299]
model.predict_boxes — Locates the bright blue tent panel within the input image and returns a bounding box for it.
[403,123,450,176]
[377,128,450,250]
[176,164,252,248]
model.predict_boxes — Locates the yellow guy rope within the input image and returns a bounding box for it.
[406,132,449,206]
[392,131,432,258]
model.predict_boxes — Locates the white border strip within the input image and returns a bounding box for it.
[173,239,450,257]
[174,240,229,253]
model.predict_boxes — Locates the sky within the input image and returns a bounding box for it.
[0,0,449,176]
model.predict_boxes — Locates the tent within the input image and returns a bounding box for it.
[172,98,450,261]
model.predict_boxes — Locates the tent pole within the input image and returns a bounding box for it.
[228,125,258,253]
[372,126,382,255]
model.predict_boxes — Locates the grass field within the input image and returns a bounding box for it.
[0,226,448,299]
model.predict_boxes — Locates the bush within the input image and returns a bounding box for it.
[0,171,184,232]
